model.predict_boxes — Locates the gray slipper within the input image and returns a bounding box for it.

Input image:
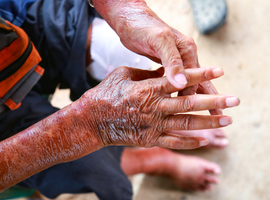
[189,0,227,34]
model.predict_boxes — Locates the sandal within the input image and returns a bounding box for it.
[189,0,227,34]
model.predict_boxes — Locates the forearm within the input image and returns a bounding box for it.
[0,93,103,191]
[93,0,162,37]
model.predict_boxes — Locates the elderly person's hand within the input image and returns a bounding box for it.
[83,66,239,149]
[93,0,222,115]
[93,0,221,114]
[0,66,239,192]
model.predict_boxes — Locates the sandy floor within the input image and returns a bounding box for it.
[17,0,270,199]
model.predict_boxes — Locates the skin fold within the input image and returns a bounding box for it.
[0,66,239,192]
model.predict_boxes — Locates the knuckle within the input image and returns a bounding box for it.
[145,78,155,86]
[186,36,195,46]
[180,115,192,130]
[185,36,197,52]
[155,26,174,42]
[214,98,225,108]
[161,26,173,36]
[157,118,167,133]
[201,69,209,80]
[116,66,129,74]
[200,69,213,81]
[182,97,196,112]
[135,86,161,113]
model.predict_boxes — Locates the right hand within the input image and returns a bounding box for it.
[82,66,239,150]
[93,0,222,115]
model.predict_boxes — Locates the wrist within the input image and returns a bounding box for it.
[67,94,105,156]
[93,0,148,33]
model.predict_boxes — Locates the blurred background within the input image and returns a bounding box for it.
[16,0,270,199]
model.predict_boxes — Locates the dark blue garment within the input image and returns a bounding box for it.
[0,0,36,26]
[21,0,99,101]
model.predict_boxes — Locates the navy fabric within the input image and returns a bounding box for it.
[0,0,36,26]
[18,146,132,200]
[0,90,58,140]
[0,90,132,200]
[21,0,99,101]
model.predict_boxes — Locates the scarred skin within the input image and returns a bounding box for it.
[92,0,221,114]
[0,66,239,192]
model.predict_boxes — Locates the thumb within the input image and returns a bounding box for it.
[160,45,187,89]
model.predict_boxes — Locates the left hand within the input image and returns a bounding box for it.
[81,66,239,150]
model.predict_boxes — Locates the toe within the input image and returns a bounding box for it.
[212,138,229,148]
[205,174,220,184]
[213,128,226,137]
[198,183,213,192]
[205,162,222,175]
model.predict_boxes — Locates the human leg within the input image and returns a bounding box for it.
[18,146,132,200]
[121,147,221,191]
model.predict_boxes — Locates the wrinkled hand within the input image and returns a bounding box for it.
[82,66,239,150]
[93,0,221,114]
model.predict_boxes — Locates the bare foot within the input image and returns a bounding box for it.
[167,129,228,149]
[121,147,221,192]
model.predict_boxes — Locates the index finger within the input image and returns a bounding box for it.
[156,28,188,89]
[197,80,223,115]
[161,67,224,94]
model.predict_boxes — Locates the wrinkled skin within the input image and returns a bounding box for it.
[0,67,239,191]
[83,66,238,149]
[93,0,221,114]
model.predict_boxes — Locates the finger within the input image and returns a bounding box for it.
[127,67,164,81]
[170,27,200,71]
[213,128,226,137]
[163,114,233,131]
[156,31,187,89]
[166,129,229,148]
[161,67,224,94]
[209,109,223,115]
[198,184,213,192]
[197,79,223,115]
[177,85,198,96]
[155,134,208,150]
[197,80,219,95]
[159,95,240,115]
[205,163,222,175]
[205,175,220,184]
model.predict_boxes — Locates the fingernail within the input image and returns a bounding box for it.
[212,68,224,77]
[174,73,187,88]
[199,139,209,147]
[226,97,240,107]
[219,117,232,126]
